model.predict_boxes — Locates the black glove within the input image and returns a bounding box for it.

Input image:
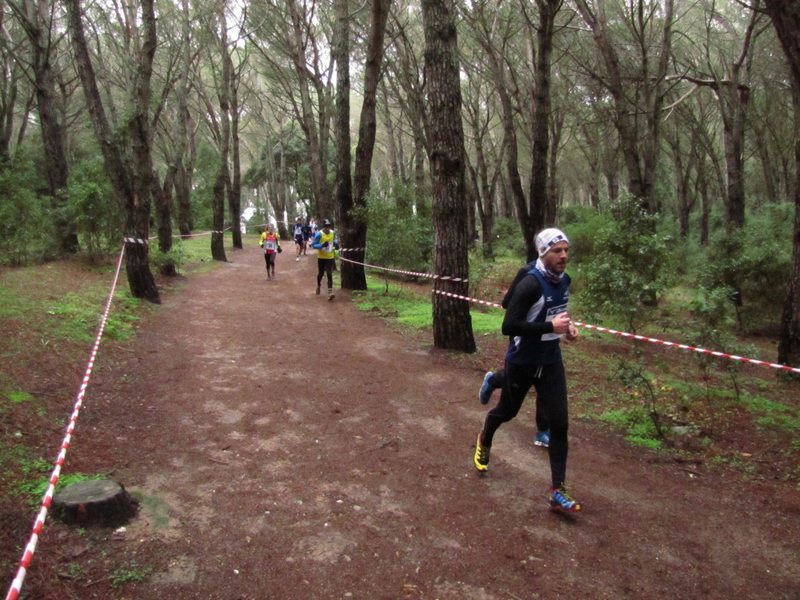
[277,246,282,253]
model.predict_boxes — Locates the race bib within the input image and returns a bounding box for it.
[542,304,567,341]
[265,240,276,251]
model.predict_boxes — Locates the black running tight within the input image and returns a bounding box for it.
[317,258,334,289]
[481,361,569,489]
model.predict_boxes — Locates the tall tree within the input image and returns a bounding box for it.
[422,0,475,352]
[677,0,767,229]
[337,0,391,291]
[63,0,159,302]
[287,0,333,220]
[10,0,77,252]
[765,0,800,371]
[332,0,353,285]
[526,0,562,233]
[574,0,676,214]
[462,0,534,258]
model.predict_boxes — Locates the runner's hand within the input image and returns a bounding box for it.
[551,313,572,334]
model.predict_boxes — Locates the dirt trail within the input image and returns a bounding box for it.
[56,243,800,599]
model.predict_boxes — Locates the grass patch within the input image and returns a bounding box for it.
[43,291,141,343]
[743,395,800,432]
[11,457,104,508]
[6,391,34,403]
[355,274,503,333]
[110,564,154,587]
[597,406,663,449]
[0,263,142,351]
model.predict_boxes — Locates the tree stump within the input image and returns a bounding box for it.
[52,480,138,526]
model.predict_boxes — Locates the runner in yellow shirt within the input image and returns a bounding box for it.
[311,219,339,300]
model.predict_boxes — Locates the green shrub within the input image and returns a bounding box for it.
[491,218,527,258]
[356,179,433,275]
[573,192,669,332]
[700,204,792,333]
[150,242,188,274]
[67,158,121,263]
[559,205,610,267]
[0,160,54,266]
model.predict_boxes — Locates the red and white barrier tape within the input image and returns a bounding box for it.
[123,237,148,245]
[432,289,503,309]
[574,322,800,374]
[137,226,235,242]
[339,247,366,253]
[177,226,233,239]
[5,246,127,600]
[338,255,468,283]
[431,289,800,375]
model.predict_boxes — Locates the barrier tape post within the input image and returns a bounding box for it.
[5,245,127,600]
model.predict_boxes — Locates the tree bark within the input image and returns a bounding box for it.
[211,0,230,262]
[228,51,243,249]
[332,0,353,289]
[422,0,475,353]
[175,0,194,237]
[340,0,391,292]
[152,170,176,276]
[63,0,159,302]
[286,0,330,220]
[528,0,561,235]
[574,0,674,215]
[765,0,800,372]
[12,0,77,253]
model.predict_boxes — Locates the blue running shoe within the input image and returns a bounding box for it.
[534,430,550,448]
[478,372,495,405]
[549,487,582,513]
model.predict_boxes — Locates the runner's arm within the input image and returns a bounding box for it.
[501,275,553,337]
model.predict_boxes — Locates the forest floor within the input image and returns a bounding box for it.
[2,240,800,600]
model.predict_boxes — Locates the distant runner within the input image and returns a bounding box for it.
[312,219,339,301]
[259,224,281,280]
[293,217,305,261]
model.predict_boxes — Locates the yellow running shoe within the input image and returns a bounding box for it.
[474,433,490,472]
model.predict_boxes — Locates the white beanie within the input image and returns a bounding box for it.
[536,228,569,257]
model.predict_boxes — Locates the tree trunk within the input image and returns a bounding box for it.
[64,0,159,302]
[53,480,138,525]
[287,0,329,220]
[152,171,177,276]
[228,64,242,249]
[765,0,800,372]
[332,0,353,289]
[528,0,560,234]
[15,0,77,253]
[547,107,564,224]
[475,25,535,261]
[211,165,227,261]
[719,82,750,230]
[574,0,674,215]
[341,0,391,292]
[211,0,230,262]
[175,0,193,237]
[422,0,475,353]
[128,0,160,300]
